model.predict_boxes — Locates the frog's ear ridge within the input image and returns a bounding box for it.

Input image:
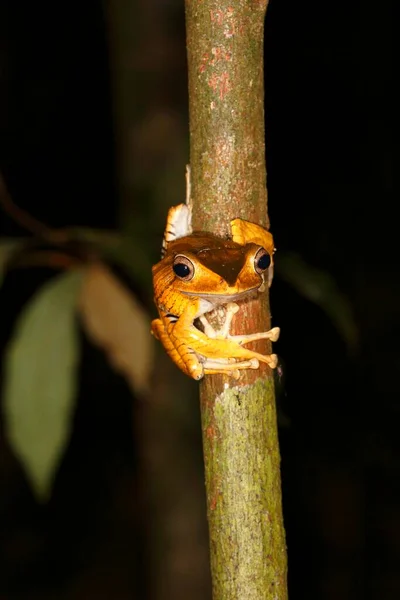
[230,219,274,254]
[161,204,193,257]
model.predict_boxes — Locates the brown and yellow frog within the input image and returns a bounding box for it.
[152,202,280,380]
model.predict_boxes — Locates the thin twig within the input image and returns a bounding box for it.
[8,250,83,271]
[0,173,68,243]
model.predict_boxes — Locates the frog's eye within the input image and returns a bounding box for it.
[254,247,271,274]
[173,255,195,281]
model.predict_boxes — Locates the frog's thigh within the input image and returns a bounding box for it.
[152,319,203,379]
[151,318,183,366]
[158,320,207,380]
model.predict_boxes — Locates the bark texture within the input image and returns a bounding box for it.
[185,1,288,598]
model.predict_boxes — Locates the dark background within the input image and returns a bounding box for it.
[0,1,396,599]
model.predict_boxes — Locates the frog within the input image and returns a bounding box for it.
[151,179,280,380]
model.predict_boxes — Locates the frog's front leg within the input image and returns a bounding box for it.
[200,302,281,346]
[198,302,240,339]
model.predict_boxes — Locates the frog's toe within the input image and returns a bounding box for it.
[192,369,204,381]
[230,369,241,380]
[267,353,278,368]
[269,327,280,342]
[249,358,259,369]
[188,362,204,380]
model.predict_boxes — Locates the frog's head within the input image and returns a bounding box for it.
[153,231,274,310]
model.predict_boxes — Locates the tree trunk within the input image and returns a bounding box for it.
[185,1,288,598]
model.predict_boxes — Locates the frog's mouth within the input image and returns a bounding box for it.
[182,286,261,305]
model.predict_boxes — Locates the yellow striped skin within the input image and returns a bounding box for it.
[151,210,278,380]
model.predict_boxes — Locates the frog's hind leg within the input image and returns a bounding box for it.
[151,318,204,380]
[186,326,279,369]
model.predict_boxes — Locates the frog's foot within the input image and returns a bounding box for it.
[203,357,260,379]
[261,353,278,369]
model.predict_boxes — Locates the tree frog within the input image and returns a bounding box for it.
[152,201,280,380]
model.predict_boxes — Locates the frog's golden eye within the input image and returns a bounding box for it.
[173,255,195,281]
[254,247,271,274]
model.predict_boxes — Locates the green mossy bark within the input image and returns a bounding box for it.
[202,380,287,599]
[185,1,288,598]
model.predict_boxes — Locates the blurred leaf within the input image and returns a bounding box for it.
[3,269,84,501]
[78,262,154,396]
[276,252,359,352]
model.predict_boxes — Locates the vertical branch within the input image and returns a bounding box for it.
[185,1,288,599]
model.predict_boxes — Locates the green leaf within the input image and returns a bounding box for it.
[3,269,85,501]
[276,252,359,353]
